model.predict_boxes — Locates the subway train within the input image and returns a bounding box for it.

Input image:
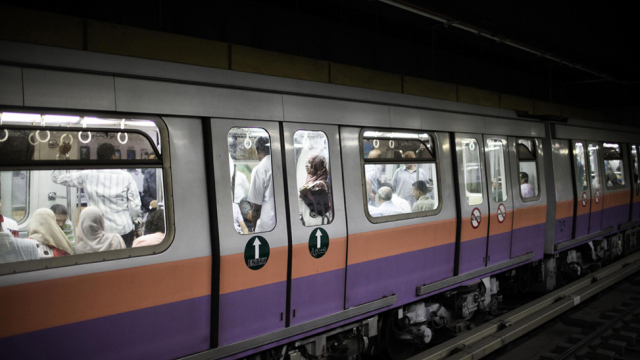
[1,39,640,360]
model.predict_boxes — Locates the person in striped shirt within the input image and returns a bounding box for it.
[50,204,75,246]
[52,143,142,248]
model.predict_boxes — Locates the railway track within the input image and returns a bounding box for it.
[406,251,640,360]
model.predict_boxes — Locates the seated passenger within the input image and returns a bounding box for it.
[380,181,411,213]
[238,197,254,232]
[605,163,619,186]
[50,204,75,245]
[28,208,74,258]
[133,209,166,247]
[75,207,125,254]
[0,198,20,237]
[0,217,38,263]
[233,203,249,234]
[299,154,332,226]
[373,187,404,216]
[412,180,436,212]
[520,172,535,198]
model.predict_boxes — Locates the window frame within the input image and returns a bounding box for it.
[517,137,541,202]
[0,110,173,276]
[360,128,442,223]
[461,137,484,206]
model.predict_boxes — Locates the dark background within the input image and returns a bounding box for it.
[3,0,638,123]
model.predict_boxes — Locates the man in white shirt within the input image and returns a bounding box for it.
[52,143,142,247]
[380,181,411,213]
[373,187,404,216]
[247,137,276,233]
[392,151,427,207]
[0,199,19,237]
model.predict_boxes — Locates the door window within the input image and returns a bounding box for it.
[228,127,276,234]
[486,139,508,202]
[588,143,602,191]
[294,130,333,226]
[574,142,588,192]
[462,138,483,205]
[517,138,539,199]
[603,143,625,187]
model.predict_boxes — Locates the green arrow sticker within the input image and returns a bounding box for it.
[244,236,270,270]
[308,227,329,259]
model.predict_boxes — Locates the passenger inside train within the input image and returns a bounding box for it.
[362,131,439,219]
[0,114,167,264]
[412,180,436,212]
[133,209,166,247]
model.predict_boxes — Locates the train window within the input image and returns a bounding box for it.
[603,143,625,187]
[228,127,276,234]
[462,138,483,205]
[0,113,167,268]
[0,171,29,227]
[632,145,639,190]
[294,130,333,226]
[574,142,588,192]
[486,139,508,202]
[362,130,439,220]
[588,144,602,191]
[517,138,539,200]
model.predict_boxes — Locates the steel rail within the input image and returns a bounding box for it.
[408,251,640,360]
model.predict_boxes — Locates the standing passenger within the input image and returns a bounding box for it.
[520,172,535,198]
[247,137,276,232]
[299,154,332,225]
[365,149,382,195]
[52,143,142,247]
[392,151,426,207]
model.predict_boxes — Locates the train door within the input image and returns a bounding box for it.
[483,136,513,265]
[282,123,347,326]
[587,141,603,233]
[210,119,289,346]
[601,142,630,230]
[631,145,640,220]
[572,140,591,238]
[455,134,489,274]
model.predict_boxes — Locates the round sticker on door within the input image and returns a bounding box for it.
[471,208,482,229]
[595,190,600,204]
[497,203,506,223]
[309,227,330,259]
[244,236,270,270]
[582,192,588,207]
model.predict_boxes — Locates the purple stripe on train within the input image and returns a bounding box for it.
[633,201,640,221]
[345,242,455,309]
[219,281,286,346]
[458,236,487,274]
[602,203,630,229]
[554,216,573,244]
[290,268,346,326]
[0,295,211,360]
[575,212,590,238]
[511,222,545,260]
[487,231,511,265]
[590,210,602,233]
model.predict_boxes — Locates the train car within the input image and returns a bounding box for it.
[1,40,639,360]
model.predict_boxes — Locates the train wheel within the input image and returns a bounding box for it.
[378,312,416,360]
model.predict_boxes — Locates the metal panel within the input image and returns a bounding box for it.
[390,106,421,130]
[115,77,283,121]
[0,65,23,106]
[0,41,521,121]
[421,109,484,133]
[283,95,388,127]
[483,117,544,138]
[23,68,115,110]
[553,123,640,144]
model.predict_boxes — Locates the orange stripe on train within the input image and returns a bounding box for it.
[603,190,631,209]
[489,210,513,236]
[513,204,547,230]
[460,214,488,242]
[556,199,574,219]
[292,237,346,280]
[219,247,287,295]
[0,256,212,339]
[347,219,456,266]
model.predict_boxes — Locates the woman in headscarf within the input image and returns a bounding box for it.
[299,154,332,226]
[75,206,125,254]
[28,208,74,258]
